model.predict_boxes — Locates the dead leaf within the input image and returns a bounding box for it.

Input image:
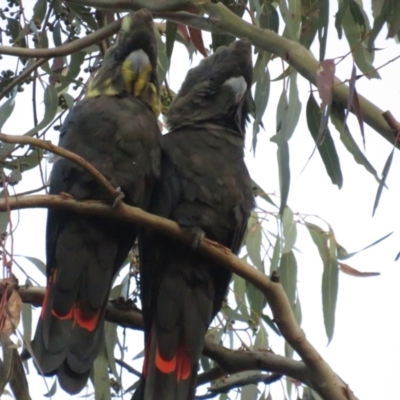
[1,290,22,336]
[339,263,380,277]
[188,27,208,57]
[316,59,335,109]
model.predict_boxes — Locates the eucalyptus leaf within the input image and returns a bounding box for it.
[322,257,339,343]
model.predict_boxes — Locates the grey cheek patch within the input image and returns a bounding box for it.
[223,76,247,103]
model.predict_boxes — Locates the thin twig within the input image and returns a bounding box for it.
[0,134,119,199]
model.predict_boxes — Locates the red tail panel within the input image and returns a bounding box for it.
[176,344,191,382]
[155,346,177,374]
[51,308,74,320]
[73,307,101,332]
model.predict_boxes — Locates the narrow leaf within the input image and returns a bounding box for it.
[278,251,297,308]
[372,148,394,216]
[305,222,329,262]
[188,27,207,57]
[337,231,393,260]
[281,207,297,254]
[318,0,329,60]
[339,263,380,277]
[252,54,270,152]
[330,101,379,183]
[322,257,339,343]
[246,212,263,270]
[306,93,343,188]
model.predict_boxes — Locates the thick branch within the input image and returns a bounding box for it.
[0,133,119,199]
[0,195,357,399]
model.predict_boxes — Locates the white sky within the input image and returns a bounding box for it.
[1,1,400,399]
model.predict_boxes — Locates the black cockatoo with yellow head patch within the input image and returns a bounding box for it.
[136,39,255,400]
[31,9,161,394]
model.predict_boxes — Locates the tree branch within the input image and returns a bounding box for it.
[195,373,282,399]
[0,20,121,58]
[0,133,120,199]
[0,195,357,400]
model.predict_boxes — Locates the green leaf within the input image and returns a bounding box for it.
[322,257,339,343]
[234,273,250,320]
[241,383,258,400]
[24,85,59,137]
[254,323,268,350]
[104,322,119,380]
[261,314,281,336]
[0,189,9,234]
[306,93,343,188]
[278,251,297,308]
[330,101,380,183]
[92,343,111,400]
[52,21,62,47]
[300,0,320,50]
[318,0,329,60]
[387,1,400,38]
[16,255,46,276]
[61,93,75,110]
[305,222,329,262]
[270,134,290,216]
[0,95,16,132]
[281,207,297,253]
[279,0,301,41]
[21,302,32,346]
[7,18,27,48]
[252,54,270,152]
[372,147,394,216]
[368,0,391,50]
[294,294,302,325]
[342,2,380,79]
[57,51,85,93]
[251,180,277,207]
[270,236,281,274]
[338,231,393,260]
[5,148,44,173]
[68,3,98,31]
[284,73,302,141]
[246,212,263,270]
[43,380,57,397]
[246,280,266,327]
[33,0,47,25]
[259,2,279,32]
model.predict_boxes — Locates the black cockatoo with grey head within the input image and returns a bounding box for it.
[30,9,161,394]
[136,38,255,400]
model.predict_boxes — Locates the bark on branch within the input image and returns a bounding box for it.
[0,195,357,400]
